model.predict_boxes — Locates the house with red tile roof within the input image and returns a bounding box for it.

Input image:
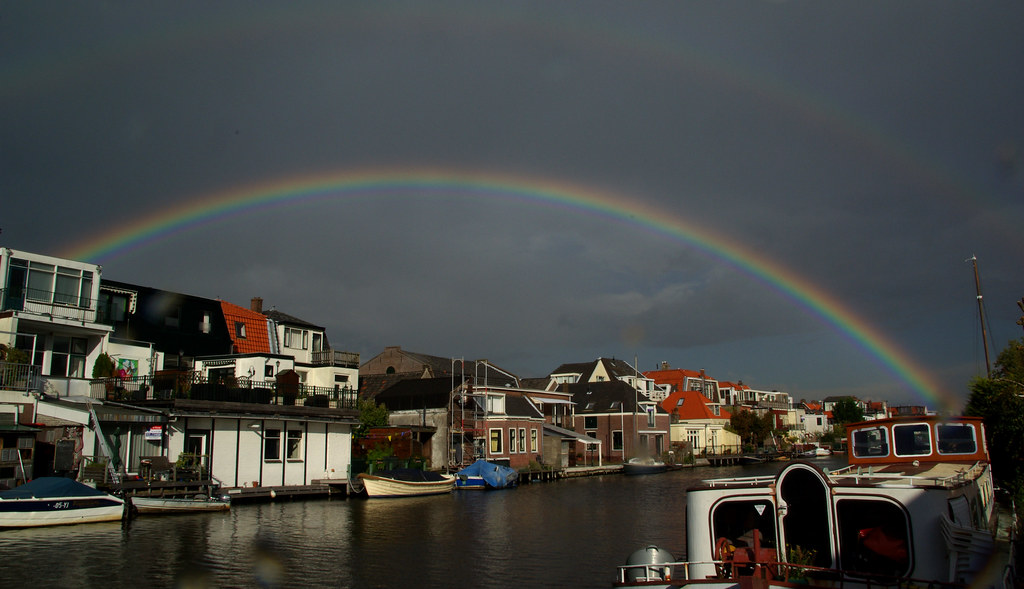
[643,366,722,404]
[658,388,740,455]
[221,299,272,355]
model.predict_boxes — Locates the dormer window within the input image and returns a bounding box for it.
[235,322,246,338]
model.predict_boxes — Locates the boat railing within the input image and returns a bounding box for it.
[702,474,777,487]
[828,462,988,488]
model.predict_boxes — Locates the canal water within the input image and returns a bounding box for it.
[0,459,846,588]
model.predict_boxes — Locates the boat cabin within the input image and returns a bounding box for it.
[846,415,987,466]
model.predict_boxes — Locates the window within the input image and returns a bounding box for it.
[647,406,656,427]
[50,335,87,377]
[284,327,308,349]
[264,428,281,460]
[937,423,977,455]
[287,430,302,460]
[584,416,597,429]
[852,426,890,458]
[612,430,623,451]
[509,428,517,453]
[893,423,931,457]
[312,332,323,352]
[489,428,503,454]
[235,322,246,338]
[486,395,505,415]
[836,499,909,578]
[518,428,526,453]
[530,429,538,453]
[711,499,777,556]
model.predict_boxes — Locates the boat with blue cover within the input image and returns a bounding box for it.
[0,477,125,528]
[455,460,519,490]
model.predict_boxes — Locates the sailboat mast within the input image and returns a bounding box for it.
[969,255,992,378]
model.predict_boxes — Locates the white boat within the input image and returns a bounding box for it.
[800,446,831,458]
[357,469,456,498]
[614,415,1017,589]
[0,477,125,528]
[131,494,230,514]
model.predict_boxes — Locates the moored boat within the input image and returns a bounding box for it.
[0,477,125,528]
[623,456,668,475]
[357,469,456,498]
[614,414,1018,589]
[131,494,231,514]
[455,460,518,490]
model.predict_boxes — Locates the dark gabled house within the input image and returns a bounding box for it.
[565,379,670,463]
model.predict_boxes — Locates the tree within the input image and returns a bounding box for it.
[965,338,1024,500]
[831,397,864,425]
[354,398,389,440]
[729,409,776,448]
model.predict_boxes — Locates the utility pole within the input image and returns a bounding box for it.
[969,256,992,378]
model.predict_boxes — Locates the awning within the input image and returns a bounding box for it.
[543,423,601,446]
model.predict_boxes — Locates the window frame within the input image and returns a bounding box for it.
[264,428,281,461]
[489,428,503,454]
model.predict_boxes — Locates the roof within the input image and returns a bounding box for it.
[550,357,644,382]
[660,389,731,421]
[220,300,271,354]
[263,309,324,331]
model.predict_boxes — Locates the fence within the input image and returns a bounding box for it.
[0,361,41,392]
[97,372,358,409]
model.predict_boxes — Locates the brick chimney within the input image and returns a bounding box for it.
[251,297,263,313]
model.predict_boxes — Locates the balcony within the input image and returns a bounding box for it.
[310,349,360,369]
[1,287,97,324]
[95,373,358,410]
[0,361,42,393]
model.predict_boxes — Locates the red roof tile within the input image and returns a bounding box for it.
[220,300,271,354]
[659,389,731,421]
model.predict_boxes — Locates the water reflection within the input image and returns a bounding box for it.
[0,460,847,588]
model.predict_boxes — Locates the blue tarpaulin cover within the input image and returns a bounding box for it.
[0,477,109,500]
[456,460,518,489]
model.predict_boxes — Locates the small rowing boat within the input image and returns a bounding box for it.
[357,469,455,498]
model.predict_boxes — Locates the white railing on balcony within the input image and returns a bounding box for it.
[1,287,97,323]
[0,361,41,393]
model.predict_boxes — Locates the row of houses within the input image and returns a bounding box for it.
[0,246,906,493]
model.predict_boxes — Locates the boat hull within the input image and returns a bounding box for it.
[358,473,456,498]
[0,497,125,528]
[131,496,230,514]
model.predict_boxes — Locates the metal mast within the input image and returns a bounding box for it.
[969,255,992,378]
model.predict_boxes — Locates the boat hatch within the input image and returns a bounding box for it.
[778,464,834,569]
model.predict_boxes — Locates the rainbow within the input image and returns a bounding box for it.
[60,167,955,410]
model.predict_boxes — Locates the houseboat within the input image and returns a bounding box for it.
[615,415,1017,589]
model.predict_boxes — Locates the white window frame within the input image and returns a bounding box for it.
[530,428,538,453]
[518,428,526,453]
[264,428,281,461]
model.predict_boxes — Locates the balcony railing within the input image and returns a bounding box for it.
[310,349,360,368]
[0,361,42,392]
[0,287,97,323]
[96,373,358,409]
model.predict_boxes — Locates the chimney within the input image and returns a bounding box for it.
[661,361,669,370]
[251,297,263,313]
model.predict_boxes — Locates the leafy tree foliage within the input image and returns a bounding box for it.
[354,398,389,439]
[729,409,776,447]
[965,339,1024,498]
[831,397,864,425]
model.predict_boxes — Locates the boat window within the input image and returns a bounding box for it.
[936,423,977,455]
[712,499,776,552]
[836,499,910,578]
[893,423,931,457]
[851,426,889,458]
